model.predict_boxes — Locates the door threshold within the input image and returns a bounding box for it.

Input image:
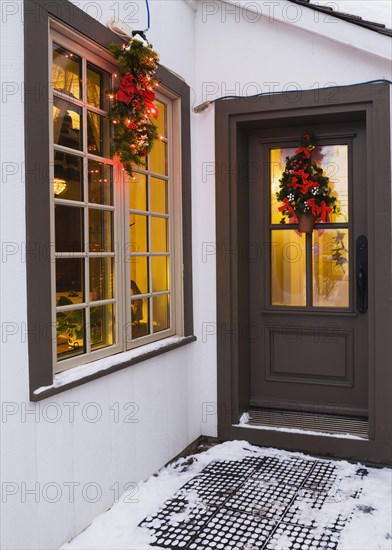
[242,408,369,439]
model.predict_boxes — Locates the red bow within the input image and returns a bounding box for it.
[140,88,156,103]
[295,146,311,159]
[116,77,158,119]
[289,170,319,195]
[306,199,332,222]
[278,198,296,218]
[306,198,319,217]
[116,74,136,104]
[318,200,332,222]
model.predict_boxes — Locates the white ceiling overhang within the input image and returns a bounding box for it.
[186,0,391,62]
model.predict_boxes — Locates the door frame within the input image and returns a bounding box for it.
[215,82,392,464]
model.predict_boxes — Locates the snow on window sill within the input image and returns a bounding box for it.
[32,335,196,401]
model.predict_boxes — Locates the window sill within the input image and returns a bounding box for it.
[31,335,197,401]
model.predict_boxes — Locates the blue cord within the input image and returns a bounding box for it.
[145,0,151,31]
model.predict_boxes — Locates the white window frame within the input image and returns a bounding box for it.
[49,21,184,374]
[125,88,184,349]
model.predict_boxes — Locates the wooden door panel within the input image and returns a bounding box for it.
[249,122,368,418]
[265,325,353,381]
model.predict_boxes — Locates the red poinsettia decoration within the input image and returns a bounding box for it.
[116,74,137,104]
[116,74,158,120]
[108,38,160,176]
[276,132,338,231]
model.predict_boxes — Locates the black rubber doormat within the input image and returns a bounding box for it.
[139,455,364,550]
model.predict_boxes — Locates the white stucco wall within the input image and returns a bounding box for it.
[1,1,391,549]
[192,0,392,437]
[1,2,204,550]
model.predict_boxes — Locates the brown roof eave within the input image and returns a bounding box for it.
[289,0,392,37]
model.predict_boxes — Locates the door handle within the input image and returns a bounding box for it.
[356,235,368,314]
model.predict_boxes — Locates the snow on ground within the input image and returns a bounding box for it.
[61,441,392,550]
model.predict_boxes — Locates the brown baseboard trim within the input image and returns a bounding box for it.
[164,435,222,468]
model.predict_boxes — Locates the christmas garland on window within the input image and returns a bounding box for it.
[108,37,159,176]
[276,133,338,227]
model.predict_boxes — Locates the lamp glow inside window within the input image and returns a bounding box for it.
[51,32,180,373]
[127,100,173,342]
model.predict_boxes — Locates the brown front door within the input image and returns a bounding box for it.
[249,121,368,418]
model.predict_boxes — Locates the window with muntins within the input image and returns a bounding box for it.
[127,98,177,344]
[50,26,182,374]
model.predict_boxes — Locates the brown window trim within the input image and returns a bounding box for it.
[30,335,197,402]
[24,0,195,401]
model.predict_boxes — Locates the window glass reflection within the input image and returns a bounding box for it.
[52,44,81,99]
[56,309,85,361]
[87,63,109,110]
[151,178,167,214]
[88,161,113,205]
[271,230,306,306]
[313,229,349,307]
[130,214,148,252]
[153,294,170,333]
[53,98,82,150]
[55,205,83,252]
[54,151,83,200]
[90,304,115,351]
[87,111,110,157]
[90,257,114,301]
[131,298,150,338]
[130,256,149,295]
[56,258,84,305]
[89,209,113,252]
[151,217,167,252]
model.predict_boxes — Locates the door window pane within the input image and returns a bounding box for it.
[89,209,113,252]
[56,309,85,361]
[54,151,83,200]
[55,205,83,252]
[313,229,349,308]
[52,44,81,99]
[270,148,296,224]
[90,257,114,301]
[271,230,306,306]
[153,294,170,333]
[313,145,348,222]
[90,304,115,351]
[88,161,113,205]
[271,145,349,224]
[56,258,84,305]
[53,98,82,150]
